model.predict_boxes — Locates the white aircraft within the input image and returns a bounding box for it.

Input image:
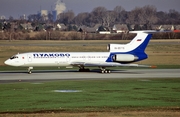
[4,30,158,74]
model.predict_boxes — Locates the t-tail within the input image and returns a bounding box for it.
[107,30,159,63]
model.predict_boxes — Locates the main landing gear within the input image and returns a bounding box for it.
[78,66,111,73]
[28,67,33,74]
[78,67,90,72]
[100,67,111,74]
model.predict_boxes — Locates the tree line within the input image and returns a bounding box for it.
[27,5,180,27]
[1,5,180,40]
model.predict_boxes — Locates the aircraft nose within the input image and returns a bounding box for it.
[4,60,11,66]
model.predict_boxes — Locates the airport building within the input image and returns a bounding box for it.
[52,10,58,22]
[38,10,48,21]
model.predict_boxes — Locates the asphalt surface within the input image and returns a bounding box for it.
[0,69,180,83]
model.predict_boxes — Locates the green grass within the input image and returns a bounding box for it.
[0,79,180,113]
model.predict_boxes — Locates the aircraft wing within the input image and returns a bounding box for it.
[71,62,155,68]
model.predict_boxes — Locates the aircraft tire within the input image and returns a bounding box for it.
[79,68,90,72]
[28,70,32,74]
[101,70,110,74]
[85,69,90,72]
[107,70,111,73]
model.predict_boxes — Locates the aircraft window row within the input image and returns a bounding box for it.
[10,56,18,59]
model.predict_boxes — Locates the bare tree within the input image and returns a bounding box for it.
[114,6,126,23]
[142,5,158,24]
[102,11,116,27]
[168,9,180,24]
[126,5,157,27]
[91,6,107,25]
[74,12,90,25]
[156,11,168,24]
[58,10,75,24]
[126,7,140,24]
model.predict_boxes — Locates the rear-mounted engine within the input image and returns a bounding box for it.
[113,54,138,62]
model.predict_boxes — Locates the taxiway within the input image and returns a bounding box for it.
[0,69,180,83]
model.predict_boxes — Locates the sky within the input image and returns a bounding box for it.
[0,0,180,19]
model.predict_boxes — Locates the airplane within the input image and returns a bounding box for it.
[4,30,159,74]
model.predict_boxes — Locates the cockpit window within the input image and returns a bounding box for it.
[10,56,18,60]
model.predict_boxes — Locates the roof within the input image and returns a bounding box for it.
[113,24,128,31]
[57,23,67,30]
[20,23,33,30]
[78,25,99,33]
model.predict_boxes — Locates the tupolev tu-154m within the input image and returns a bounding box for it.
[5,30,161,74]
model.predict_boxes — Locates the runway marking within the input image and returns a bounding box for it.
[53,90,82,93]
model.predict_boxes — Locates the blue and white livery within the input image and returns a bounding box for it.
[4,30,158,74]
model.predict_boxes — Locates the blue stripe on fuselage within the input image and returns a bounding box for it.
[106,34,152,63]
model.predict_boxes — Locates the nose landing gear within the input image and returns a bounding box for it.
[28,67,33,74]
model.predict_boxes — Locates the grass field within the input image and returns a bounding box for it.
[0,79,180,115]
[0,40,180,117]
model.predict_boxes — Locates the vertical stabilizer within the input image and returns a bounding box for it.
[106,30,158,62]
[109,30,157,53]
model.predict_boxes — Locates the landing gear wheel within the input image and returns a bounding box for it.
[85,69,90,72]
[79,68,90,72]
[100,67,111,74]
[28,70,32,74]
[28,67,33,74]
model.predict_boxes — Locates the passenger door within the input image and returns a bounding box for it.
[28,54,32,62]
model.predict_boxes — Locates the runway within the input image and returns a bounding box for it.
[0,69,180,83]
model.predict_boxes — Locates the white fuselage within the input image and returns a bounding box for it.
[4,52,111,67]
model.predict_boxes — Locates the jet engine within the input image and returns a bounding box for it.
[112,54,138,62]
